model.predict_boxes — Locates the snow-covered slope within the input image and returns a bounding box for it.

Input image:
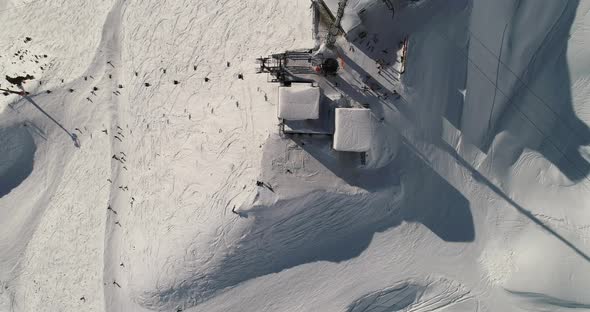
[1,0,590,311]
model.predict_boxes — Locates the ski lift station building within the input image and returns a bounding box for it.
[277,82,372,153]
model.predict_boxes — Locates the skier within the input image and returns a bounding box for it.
[107,205,118,214]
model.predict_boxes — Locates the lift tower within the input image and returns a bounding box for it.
[325,0,347,49]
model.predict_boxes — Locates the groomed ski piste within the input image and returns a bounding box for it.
[1,0,590,311]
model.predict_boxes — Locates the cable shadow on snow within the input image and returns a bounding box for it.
[448,0,590,182]
[431,136,590,262]
[400,0,590,262]
[375,0,590,262]
[373,0,590,184]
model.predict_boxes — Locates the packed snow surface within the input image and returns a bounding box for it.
[1,0,590,311]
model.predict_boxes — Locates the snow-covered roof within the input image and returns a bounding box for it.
[278,83,320,120]
[333,107,372,152]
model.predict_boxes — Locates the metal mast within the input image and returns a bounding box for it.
[325,0,348,49]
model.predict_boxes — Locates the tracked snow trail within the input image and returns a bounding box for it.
[97,0,132,311]
[100,0,313,311]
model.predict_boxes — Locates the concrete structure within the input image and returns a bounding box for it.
[333,107,372,152]
[278,83,321,120]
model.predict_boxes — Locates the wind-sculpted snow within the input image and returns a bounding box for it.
[507,290,590,311]
[347,277,477,312]
[134,188,403,309]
